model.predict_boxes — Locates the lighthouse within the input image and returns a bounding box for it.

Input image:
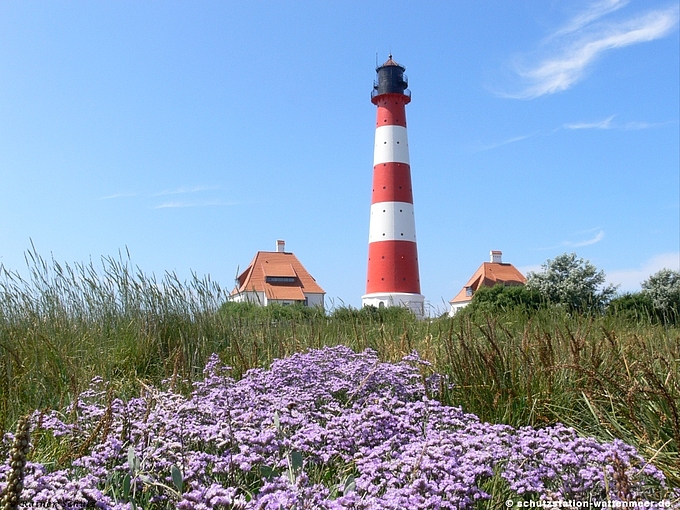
[361,55,425,317]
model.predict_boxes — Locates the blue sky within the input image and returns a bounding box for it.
[0,0,678,314]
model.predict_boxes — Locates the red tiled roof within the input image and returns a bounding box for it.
[261,262,296,278]
[265,284,306,301]
[450,262,526,304]
[231,251,325,300]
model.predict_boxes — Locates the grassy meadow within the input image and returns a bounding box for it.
[1,251,678,492]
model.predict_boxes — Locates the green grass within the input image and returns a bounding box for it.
[1,250,678,488]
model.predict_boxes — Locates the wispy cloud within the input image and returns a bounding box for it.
[564,115,674,130]
[151,185,234,209]
[474,133,538,151]
[619,120,663,130]
[98,184,235,209]
[153,200,236,209]
[607,252,680,291]
[97,192,137,200]
[564,115,616,129]
[152,185,220,197]
[550,0,630,38]
[479,114,671,150]
[564,229,605,247]
[500,2,679,99]
[537,228,606,250]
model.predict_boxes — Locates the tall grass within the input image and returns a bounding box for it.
[1,249,678,488]
[435,308,679,486]
[0,248,225,426]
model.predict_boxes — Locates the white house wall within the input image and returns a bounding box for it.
[230,290,324,309]
[305,293,324,308]
[230,291,266,305]
[448,299,471,316]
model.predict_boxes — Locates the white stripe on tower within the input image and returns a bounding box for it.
[368,202,416,242]
[362,55,425,317]
[374,125,410,165]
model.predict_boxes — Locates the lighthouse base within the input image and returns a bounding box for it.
[361,292,425,319]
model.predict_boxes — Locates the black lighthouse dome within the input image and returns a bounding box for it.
[372,54,410,98]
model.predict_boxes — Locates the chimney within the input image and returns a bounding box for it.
[276,240,285,253]
[490,250,502,264]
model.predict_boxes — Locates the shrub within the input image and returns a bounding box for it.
[330,304,416,324]
[607,292,657,323]
[464,284,544,315]
[220,301,325,322]
[526,253,617,313]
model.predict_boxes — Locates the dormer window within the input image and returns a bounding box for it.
[266,276,296,283]
[466,287,473,297]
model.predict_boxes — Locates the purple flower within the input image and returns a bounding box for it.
[0,346,668,508]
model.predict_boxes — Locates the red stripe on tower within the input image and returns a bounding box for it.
[362,55,425,317]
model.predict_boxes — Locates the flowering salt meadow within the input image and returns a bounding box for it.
[0,346,672,509]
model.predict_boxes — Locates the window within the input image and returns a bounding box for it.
[266,276,296,283]
[466,287,473,297]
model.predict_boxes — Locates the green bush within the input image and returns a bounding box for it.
[219,301,325,322]
[463,284,544,316]
[330,304,417,323]
[607,292,657,323]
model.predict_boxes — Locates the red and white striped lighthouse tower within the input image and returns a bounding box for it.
[362,55,424,317]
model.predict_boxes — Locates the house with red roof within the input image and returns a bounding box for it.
[449,251,526,315]
[229,240,325,308]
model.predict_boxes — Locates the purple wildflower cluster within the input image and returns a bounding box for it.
[0,346,668,509]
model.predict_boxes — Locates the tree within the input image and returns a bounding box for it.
[641,268,680,322]
[526,253,617,312]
